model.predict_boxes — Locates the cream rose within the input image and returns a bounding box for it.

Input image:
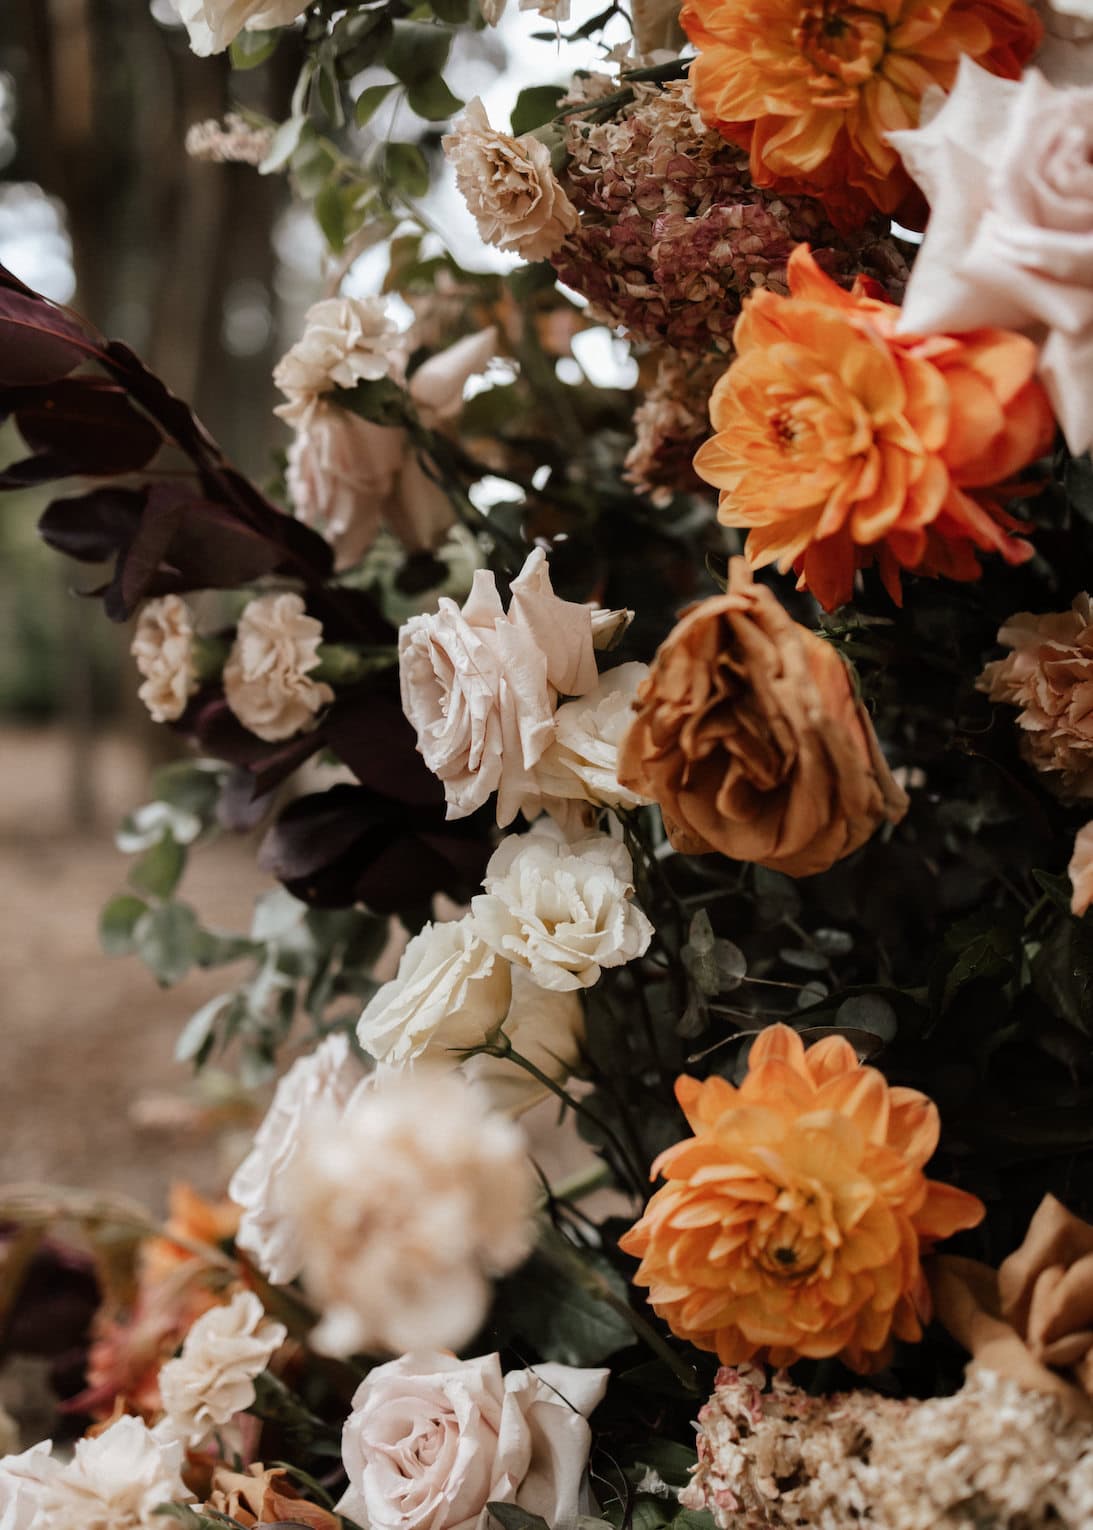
[0,1443,54,1530]
[337,1351,609,1530]
[158,1291,287,1446]
[464,968,585,1115]
[471,829,653,991]
[176,0,309,56]
[281,1071,536,1357]
[131,595,199,723]
[890,58,1093,454]
[399,548,599,826]
[532,662,653,819]
[26,1416,190,1530]
[357,916,513,1068]
[229,1033,367,1285]
[223,592,333,743]
[275,296,402,428]
[443,99,578,263]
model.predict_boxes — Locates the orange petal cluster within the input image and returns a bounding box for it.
[693,246,1055,612]
[619,1025,985,1371]
[681,0,1041,229]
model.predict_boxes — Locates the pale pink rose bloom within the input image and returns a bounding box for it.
[890,58,1093,453]
[443,99,578,263]
[1070,822,1093,916]
[274,296,402,428]
[337,1351,608,1530]
[223,592,333,743]
[131,595,199,723]
[176,0,308,56]
[399,548,599,825]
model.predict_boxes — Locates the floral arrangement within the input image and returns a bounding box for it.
[2,0,1093,1525]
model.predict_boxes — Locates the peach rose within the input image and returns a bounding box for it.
[617,559,908,878]
[443,99,578,263]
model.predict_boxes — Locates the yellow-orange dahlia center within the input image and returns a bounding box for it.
[794,0,889,92]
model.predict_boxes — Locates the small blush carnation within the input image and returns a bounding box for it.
[223,592,333,743]
[470,829,653,992]
[131,595,199,723]
[274,296,403,428]
[158,1290,287,1446]
[281,1070,537,1357]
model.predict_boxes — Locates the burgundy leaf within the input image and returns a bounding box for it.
[189,694,324,795]
[0,453,78,488]
[0,285,107,386]
[324,691,444,806]
[37,487,145,563]
[15,377,162,474]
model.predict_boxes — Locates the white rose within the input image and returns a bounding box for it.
[443,99,579,263]
[223,591,333,743]
[35,1416,191,1530]
[0,1443,54,1530]
[158,1290,287,1446]
[275,296,403,428]
[471,830,653,991]
[175,0,308,56]
[131,595,199,723]
[229,1032,367,1285]
[337,1351,609,1530]
[281,1070,536,1357]
[357,915,513,1067]
[533,662,652,818]
[890,58,1093,453]
[464,968,585,1115]
[399,548,599,826]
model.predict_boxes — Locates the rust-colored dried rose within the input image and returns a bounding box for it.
[617,559,908,876]
[207,1464,340,1528]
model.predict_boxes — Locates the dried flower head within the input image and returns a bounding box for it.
[185,112,273,164]
[620,1024,984,1372]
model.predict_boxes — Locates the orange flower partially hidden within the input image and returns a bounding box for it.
[682,0,1041,228]
[619,1025,984,1371]
[694,246,1055,612]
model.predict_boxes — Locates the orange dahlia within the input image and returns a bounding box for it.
[619,1025,984,1371]
[682,0,1041,228]
[693,246,1055,612]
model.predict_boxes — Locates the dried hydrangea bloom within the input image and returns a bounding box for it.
[681,1365,1093,1528]
[552,80,908,354]
[185,113,273,164]
[978,595,1093,798]
[131,595,200,723]
[223,592,333,743]
[624,351,728,503]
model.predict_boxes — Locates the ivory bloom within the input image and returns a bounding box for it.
[443,99,579,263]
[158,1290,287,1445]
[281,1070,536,1357]
[532,662,653,818]
[337,1351,609,1530]
[399,548,599,825]
[471,830,653,991]
[229,1033,367,1286]
[223,592,333,743]
[357,916,513,1068]
[891,58,1093,454]
[0,1443,53,1530]
[131,595,199,723]
[464,969,585,1116]
[1070,823,1093,916]
[16,1416,191,1530]
[274,296,402,428]
[175,0,308,55]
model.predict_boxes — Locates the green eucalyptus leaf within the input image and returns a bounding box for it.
[407,76,464,122]
[315,179,348,251]
[355,80,398,126]
[382,141,430,198]
[229,27,278,69]
[385,20,452,84]
[430,0,471,20]
[135,902,199,986]
[510,83,566,136]
[129,832,187,900]
[175,993,235,1065]
[259,114,309,175]
[488,1506,551,1530]
[99,894,149,956]
[338,376,409,426]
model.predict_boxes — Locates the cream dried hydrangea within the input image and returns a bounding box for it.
[274,296,403,428]
[223,592,333,743]
[681,1365,1093,1528]
[131,595,200,723]
[471,828,653,991]
[229,1032,367,1286]
[977,594,1093,798]
[443,99,578,263]
[158,1290,287,1446]
[280,1069,536,1357]
[175,0,308,56]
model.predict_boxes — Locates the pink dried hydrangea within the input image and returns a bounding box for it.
[624,351,726,503]
[553,81,909,354]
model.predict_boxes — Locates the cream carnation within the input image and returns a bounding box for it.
[443,99,578,263]
[223,592,333,743]
[337,1351,609,1530]
[281,1070,536,1357]
[175,0,308,56]
[229,1033,367,1285]
[131,595,199,723]
[470,829,653,991]
[977,595,1093,798]
[33,1416,190,1530]
[0,1443,54,1530]
[357,915,513,1068]
[158,1290,287,1446]
[532,662,653,818]
[274,296,402,428]
[399,547,599,826]
[891,58,1093,454]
